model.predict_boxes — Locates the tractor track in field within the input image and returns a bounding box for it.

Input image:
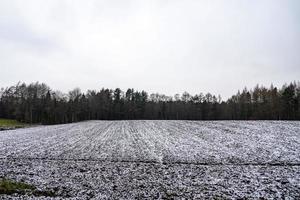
[1,157,300,167]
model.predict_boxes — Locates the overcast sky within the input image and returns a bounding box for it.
[0,0,299,99]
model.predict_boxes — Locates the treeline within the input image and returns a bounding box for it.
[0,81,299,124]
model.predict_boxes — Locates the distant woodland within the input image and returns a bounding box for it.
[0,81,299,124]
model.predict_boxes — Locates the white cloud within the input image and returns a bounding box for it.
[0,0,299,99]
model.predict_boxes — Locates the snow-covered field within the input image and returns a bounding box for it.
[0,120,299,199]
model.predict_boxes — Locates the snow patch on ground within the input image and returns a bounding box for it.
[0,120,299,199]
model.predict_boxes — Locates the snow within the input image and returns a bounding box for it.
[0,120,299,199]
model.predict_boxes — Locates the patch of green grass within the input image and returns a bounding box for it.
[0,179,35,195]
[0,119,24,126]
[0,119,26,129]
[0,179,58,197]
